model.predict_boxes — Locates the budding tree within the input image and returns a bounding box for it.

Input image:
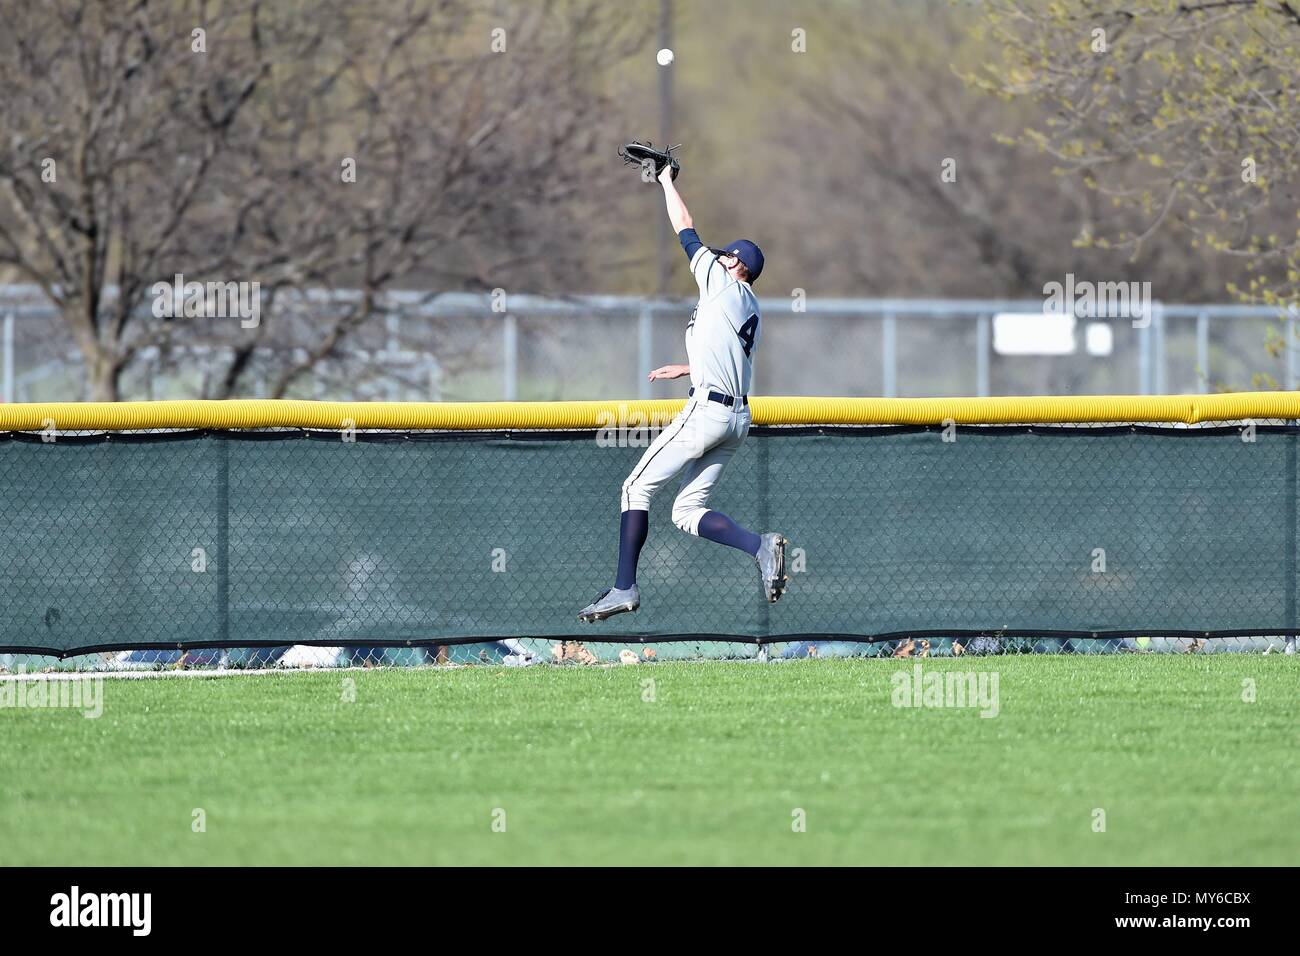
[975,0,1300,315]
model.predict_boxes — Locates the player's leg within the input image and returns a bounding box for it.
[578,403,720,621]
[670,442,759,554]
[616,408,700,580]
[671,423,790,604]
[613,509,647,590]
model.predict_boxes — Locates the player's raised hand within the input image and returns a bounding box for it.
[647,364,690,381]
[657,162,676,187]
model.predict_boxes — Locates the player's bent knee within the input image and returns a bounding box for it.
[622,477,651,512]
[672,503,707,535]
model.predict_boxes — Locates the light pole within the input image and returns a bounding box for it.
[657,0,674,297]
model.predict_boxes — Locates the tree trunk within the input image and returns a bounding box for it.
[86,350,121,402]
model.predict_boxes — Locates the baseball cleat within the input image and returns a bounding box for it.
[755,533,789,604]
[578,585,640,622]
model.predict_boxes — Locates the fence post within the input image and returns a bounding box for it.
[503,313,518,401]
[757,431,770,661]
[1138,313,1152,395]
[882,312,897,398]
[1196,311,1209,393]
[386,314,401,401]
[638,306,654,400]
[216,435,230,648]
[1153,302,1166,394]
[1287,306,1298,393]
[1288,424,1297,655]
[2,312,13,404]
[976,313,990,397]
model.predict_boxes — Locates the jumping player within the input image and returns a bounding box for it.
[578,163,788,622]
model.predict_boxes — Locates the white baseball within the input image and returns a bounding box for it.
[656,48,674,67]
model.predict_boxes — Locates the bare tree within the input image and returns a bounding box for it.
[0,0,643,400]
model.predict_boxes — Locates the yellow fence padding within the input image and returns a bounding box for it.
[0,392,1298,432]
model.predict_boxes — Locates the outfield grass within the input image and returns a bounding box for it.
[2,656,1297,865]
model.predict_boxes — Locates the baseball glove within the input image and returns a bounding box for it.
[618,140,681,182]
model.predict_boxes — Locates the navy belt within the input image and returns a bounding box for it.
[689,387,747,408]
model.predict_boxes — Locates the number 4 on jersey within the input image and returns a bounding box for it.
[737,314,759,357]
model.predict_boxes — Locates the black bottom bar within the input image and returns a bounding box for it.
[0,868,1290,943]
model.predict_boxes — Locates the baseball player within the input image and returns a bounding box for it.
[578,163,788,622]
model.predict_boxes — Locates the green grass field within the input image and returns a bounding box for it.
[3,656,1297,865]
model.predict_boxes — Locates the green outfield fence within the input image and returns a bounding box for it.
[1,395,1297,668]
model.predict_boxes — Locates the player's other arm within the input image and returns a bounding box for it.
[647,363,689,381]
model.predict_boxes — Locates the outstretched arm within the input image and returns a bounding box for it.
[659,163,692,232]
[648,171,693,384]
[659,164,724,299]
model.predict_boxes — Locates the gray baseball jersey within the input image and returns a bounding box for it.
[685,244,761,398]
[618,230,760,532]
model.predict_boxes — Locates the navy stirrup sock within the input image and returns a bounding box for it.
[696,510,761,557]
[614,509,649,589]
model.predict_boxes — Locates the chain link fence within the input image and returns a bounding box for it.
[1,414,1295,673]
[5,289,1300,404]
